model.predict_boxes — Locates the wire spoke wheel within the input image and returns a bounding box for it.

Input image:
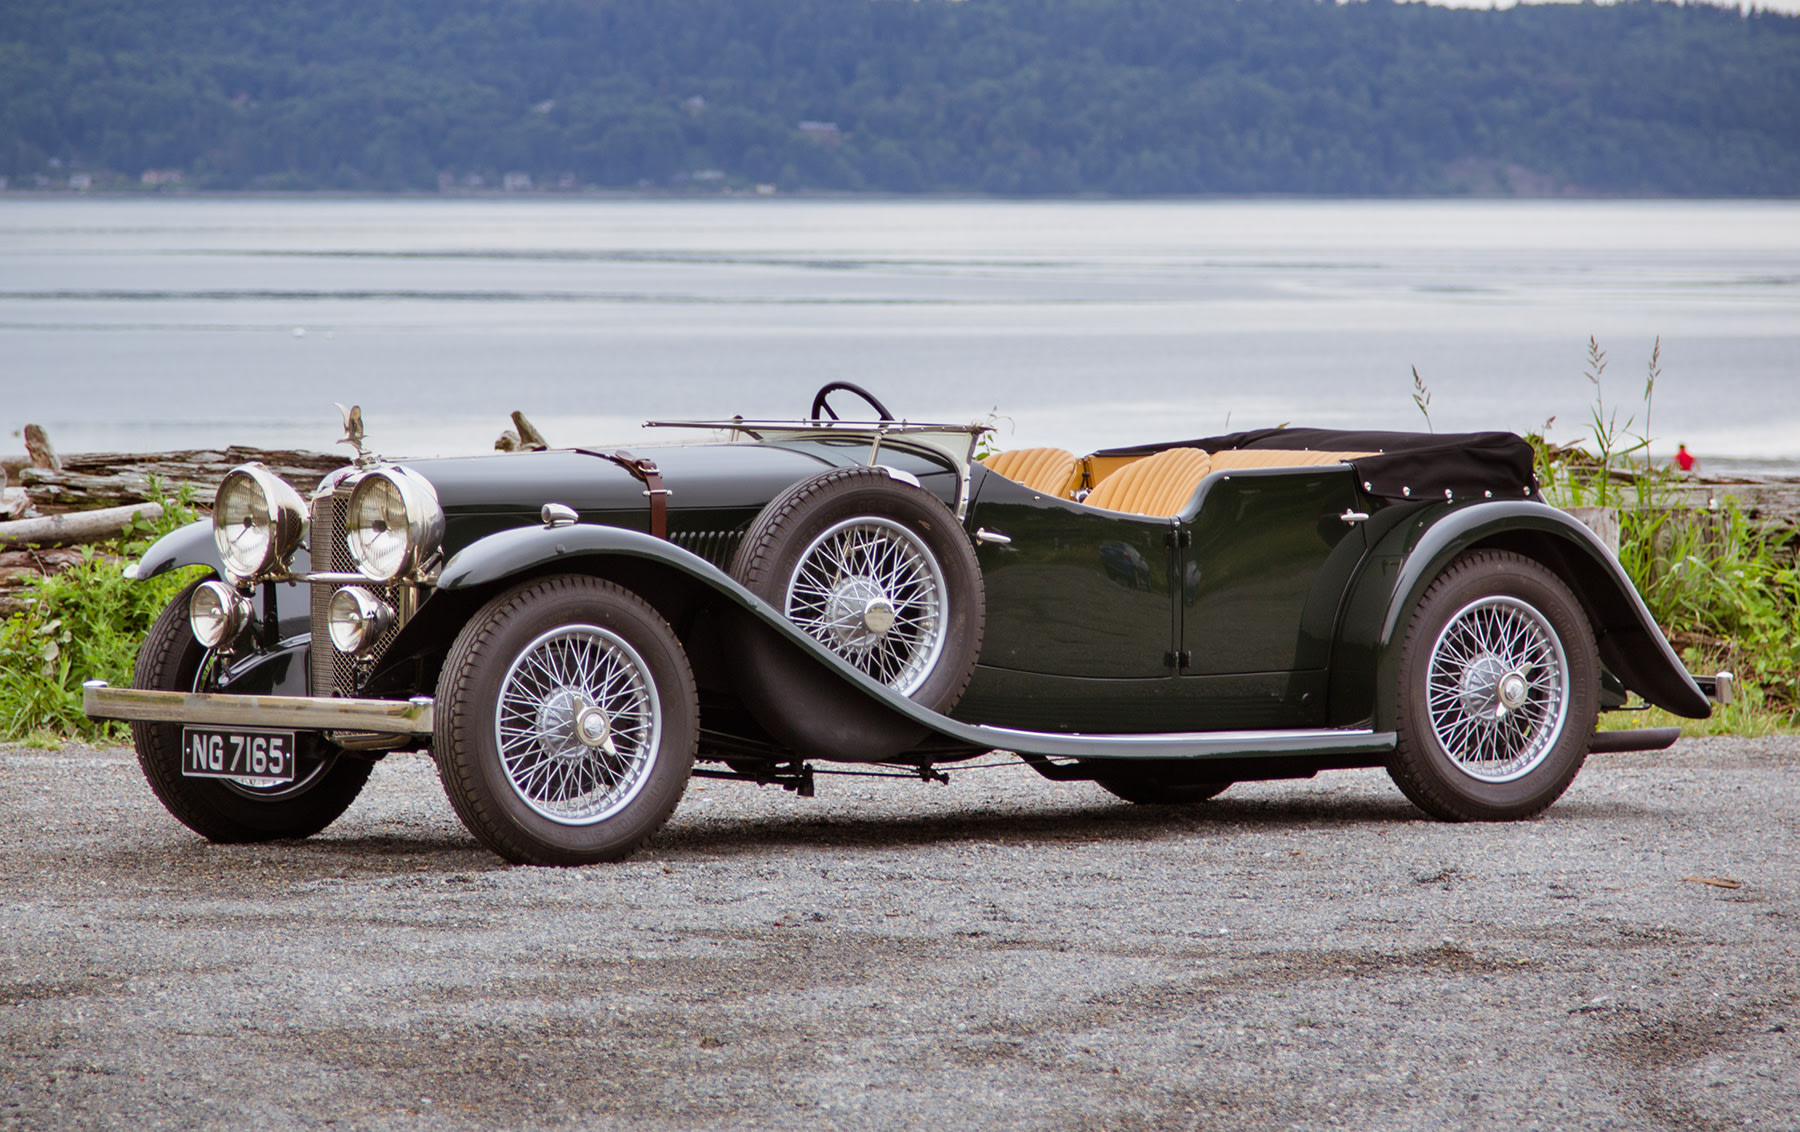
[728,465,984,760]
[130,579,371,844]
[784,516,948,696]
[1425,595,1569,782]
[1389,549,1598,822]
[436,575,696,865]
[495,624,662,826]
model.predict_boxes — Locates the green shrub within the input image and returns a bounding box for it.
[0,487,206,744]
[1527,337,1799,733]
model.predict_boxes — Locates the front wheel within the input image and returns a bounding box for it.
[1388,550,1598,821]
[434,575,697,865]
[132,579,372,842]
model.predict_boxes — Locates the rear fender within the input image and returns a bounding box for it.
[1344,502,1710,729]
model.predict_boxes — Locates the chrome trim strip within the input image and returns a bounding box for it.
[963,725,1395,760]
[82,681,434,734]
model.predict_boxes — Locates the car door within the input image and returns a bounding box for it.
[1176,467,1369,727]
[966,483,1177,680]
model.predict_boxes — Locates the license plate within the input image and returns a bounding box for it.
[181,727,297,785]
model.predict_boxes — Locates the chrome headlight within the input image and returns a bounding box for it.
[188,580,253,647]
[213,464,307,583]
[327,586,395,655]
[345,467,443,581]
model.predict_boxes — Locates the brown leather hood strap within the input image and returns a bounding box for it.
[577,449,670,539]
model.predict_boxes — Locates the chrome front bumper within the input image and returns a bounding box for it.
[82,681,434,734]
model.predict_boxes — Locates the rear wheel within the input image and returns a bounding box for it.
[1388,550,1598,821]
[132,579,371,842]
[434,575,697,865]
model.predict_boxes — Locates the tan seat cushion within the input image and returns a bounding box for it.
[1083,447,1213,517]
[982,447,1079,497]
[1208,448,1374,470]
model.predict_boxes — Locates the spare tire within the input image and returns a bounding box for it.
[727,466,985,758]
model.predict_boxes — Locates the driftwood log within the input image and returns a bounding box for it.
[0,502,165,548]
[12,447,345,514]
[0,444,342,614]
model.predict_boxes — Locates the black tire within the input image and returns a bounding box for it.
[1095,775,1232,805]
[1388,549,1599,822]
[730,466,984,714]
[434,574,697,866]
[131,579,372,842]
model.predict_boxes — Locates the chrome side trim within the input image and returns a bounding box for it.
[963,725,1395,760]
[82,681,434,734]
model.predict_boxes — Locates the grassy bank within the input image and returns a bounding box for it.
[0,487,202,743]
[1527,339,1799,735]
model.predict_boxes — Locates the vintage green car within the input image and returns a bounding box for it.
[85,383,1726,865]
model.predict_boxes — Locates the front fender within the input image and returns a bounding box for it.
[437,523,941,760]
[1355,502,1709,728]
[131,519,220,580]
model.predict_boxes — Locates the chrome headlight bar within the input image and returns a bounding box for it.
[213,463,308,584]
[344,466,444,582]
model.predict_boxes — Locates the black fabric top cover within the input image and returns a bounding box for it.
[1094,427,1541,503]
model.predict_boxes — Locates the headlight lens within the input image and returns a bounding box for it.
[213,464,307,583]
[327,586,395,655]
[188,580,252,648]
[345,467,443,581]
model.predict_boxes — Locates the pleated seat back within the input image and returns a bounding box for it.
[981,447,1079,497]
[1082,447,1213,517]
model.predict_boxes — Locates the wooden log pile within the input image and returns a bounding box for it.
[0,426,345,615]
[6,446,345,514]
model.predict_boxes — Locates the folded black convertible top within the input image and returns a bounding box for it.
[1095,427,1541,503]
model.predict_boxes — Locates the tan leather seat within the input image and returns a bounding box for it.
[981,447,1079,497]
[1208,449,1373,470]
[1083,447,1213,517]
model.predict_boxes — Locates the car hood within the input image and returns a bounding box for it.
[391,443,838,517]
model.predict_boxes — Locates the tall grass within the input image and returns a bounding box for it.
[1527,338,1799,729]
[0,484,204,743]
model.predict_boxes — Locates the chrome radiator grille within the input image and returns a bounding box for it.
[310,490,404,696]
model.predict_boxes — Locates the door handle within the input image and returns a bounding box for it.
[1340,510,1370,524]
[975,528,1012,545]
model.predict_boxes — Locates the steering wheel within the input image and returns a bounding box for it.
[810,381,895,423]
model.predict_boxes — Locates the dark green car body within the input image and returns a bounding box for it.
[105,425,1710,783]
[82,390,1736,866]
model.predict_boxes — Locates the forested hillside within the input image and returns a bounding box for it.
[3,0,1796,195]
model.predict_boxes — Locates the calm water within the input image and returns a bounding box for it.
[1,197,1796,471]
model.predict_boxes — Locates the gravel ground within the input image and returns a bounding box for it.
[2,737,1797,1132]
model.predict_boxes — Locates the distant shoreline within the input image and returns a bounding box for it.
[7,190,1800,204]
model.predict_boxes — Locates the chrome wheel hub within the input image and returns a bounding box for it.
[495,624,661,825]
[822,576,893,651]
[1425,596,1570,783]
[786,517,947,696]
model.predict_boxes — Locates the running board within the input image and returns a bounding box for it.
[1588,727,1681,754]
[950,724,1396,762]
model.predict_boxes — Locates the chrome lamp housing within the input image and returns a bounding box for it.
[344,466,444,581]
[188,580,253,647]
[213,463,308,584]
